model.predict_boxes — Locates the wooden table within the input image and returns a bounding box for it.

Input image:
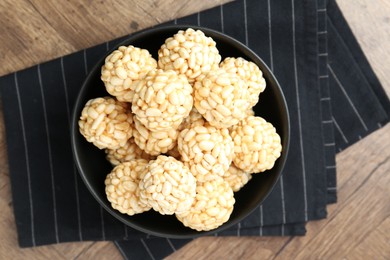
[0,0,389,259]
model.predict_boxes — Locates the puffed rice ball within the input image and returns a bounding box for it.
[194,68,251,128]
[158,28,221,84]
[220,57,266,106]
[133,117,179,156]
[223,164,252,192]
[167,108,205,159]
[132,69,193,131]
[230,116,282,173]
[139,155,197,215]
[105,160,151,215]
[178,122,234,182]
[176,176,235,231]
[101,45,157,102]
[79,97,133,149]
[105,138,153,166]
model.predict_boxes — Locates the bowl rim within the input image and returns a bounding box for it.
[71,24,290,238]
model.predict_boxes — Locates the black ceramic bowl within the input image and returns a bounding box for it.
[71,25,290,238]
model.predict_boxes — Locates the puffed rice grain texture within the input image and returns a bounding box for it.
[178,121,234,182]
[105,159,151,215]
[101,45,157,102]
[132,69,193,131]
[194,68,251,128]
[105,138,153,166]
[230,116,282,173]
[223,164,252,192]
[133,117,179,156]
[220,57,266,107]
[139,155,197,215]
[79,97,133,149]
[158,28,221,84]
[176,176,235,231]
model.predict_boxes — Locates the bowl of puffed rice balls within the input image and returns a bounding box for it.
[71,25,290,238]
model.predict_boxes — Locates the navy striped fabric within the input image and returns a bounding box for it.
[0,0,389,259]
[317,0,337,204]
[326,0,390,151]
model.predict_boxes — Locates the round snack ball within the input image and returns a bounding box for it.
[168,108,205,160]
[158,28,221,84]
[178,122,234,182]
[79,97,133,149]
[230,116,282,173]
[139,155,197,215]
[194,68,251,128]
[132,69,193,132]
[223,164,252,192]
[220,57,266,107]
[105,138,153,166]
[101,45,157,102]
[176,176,235,231]
[105,159,151,215]
[133,117,179,156]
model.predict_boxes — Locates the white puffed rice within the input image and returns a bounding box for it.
[158,28,221,84]
[132,69,193,132]
[105,138,153,166]
[176,176,235,231]
[79,97,133,149]
[220,57,266,107]
[178,121,234,182]
[105,160,151,215]
[177,107,205,131]
[223,164,252,192]
[139,155,197,215]
[227,109,255,132]
[230,116,282,173]
[246,108,255,117]
[194,68,251,128]
[132,117,179,156]
[101,45,157,102]
[168,108,205,159]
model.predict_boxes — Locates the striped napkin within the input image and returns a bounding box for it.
[0,0,388,259]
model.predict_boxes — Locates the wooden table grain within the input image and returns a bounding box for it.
[0,0,389,259]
